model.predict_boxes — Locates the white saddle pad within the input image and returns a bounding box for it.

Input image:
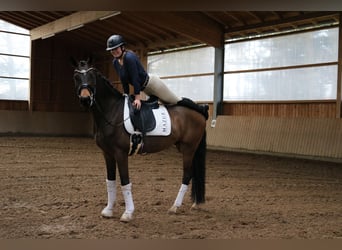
[123,96,171,136]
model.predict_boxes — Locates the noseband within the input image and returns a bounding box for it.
[75,67,96,107]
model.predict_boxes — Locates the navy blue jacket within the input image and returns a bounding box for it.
[112,51,148,95]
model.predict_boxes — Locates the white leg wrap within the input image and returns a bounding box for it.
[173,184,188,207]
[120,183,134,222]
[101,179,116,218]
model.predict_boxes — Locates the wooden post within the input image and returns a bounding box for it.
[211,44,225,127]
[337,12,342,118]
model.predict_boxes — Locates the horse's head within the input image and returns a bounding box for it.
[71,57,97,109]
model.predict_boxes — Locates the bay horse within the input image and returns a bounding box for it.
[71,58,207,222]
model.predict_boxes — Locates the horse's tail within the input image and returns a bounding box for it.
[191,130,207,204]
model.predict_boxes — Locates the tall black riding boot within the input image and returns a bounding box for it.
[177,97,209,120]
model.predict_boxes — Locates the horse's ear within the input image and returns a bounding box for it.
[70,57,78,68]
[87,56,93,66]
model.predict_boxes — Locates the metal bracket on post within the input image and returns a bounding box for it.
[211,119,216,128]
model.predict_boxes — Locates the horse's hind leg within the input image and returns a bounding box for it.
[168,150,194,214]
[168,183,189,214]
[101,153,117,218]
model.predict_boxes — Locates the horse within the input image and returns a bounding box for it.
[71,58,208,222]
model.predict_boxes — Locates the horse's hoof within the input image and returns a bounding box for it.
[190,203,198,210]
[168,205,178,214]
[191,203,207,211]
[101,207,114,218]
[120,212,133,222]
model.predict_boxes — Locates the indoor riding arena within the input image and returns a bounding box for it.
[0,11,342,240]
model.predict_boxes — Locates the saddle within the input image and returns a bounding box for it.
[127,95,159,134]
[123,95,171,156]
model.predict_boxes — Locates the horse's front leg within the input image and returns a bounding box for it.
[116,151,134,222]
[101,153,117,218]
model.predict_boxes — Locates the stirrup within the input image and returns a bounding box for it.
[128,132,143,156]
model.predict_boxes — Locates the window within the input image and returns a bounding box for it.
[224,27,338,101]
[0,19,30,100]
[148,46,214,102]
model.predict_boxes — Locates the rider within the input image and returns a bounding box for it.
[106,34,207,119]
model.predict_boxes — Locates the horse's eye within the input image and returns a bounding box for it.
[74,74,81,82]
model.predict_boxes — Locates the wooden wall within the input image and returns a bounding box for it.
[0,110,93,136]
[222,101,337,118]
[207,115,342,162]
[0,100,28,111]
[30,37,92,112]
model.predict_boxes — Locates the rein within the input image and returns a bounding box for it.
[93,98,128,128]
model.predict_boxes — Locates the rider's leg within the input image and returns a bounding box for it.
[143,75,181,104]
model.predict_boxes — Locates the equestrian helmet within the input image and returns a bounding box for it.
[106,34,126,51]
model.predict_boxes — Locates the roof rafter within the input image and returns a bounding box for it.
[129,11,225,48]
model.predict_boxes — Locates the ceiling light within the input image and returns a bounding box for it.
[67,24,84,31]
[41,33,55,39]
[99,11,121,20]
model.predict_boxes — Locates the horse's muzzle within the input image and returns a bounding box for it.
[79,96,92,107]
[78,86,94,108]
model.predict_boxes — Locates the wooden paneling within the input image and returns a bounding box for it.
[30,36,91,112]
[207,115,342,161]
[0,100,28,110]
[0,110,93,136]
[222,102,336,118]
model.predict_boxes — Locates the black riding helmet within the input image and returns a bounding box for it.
[106,34,126,51]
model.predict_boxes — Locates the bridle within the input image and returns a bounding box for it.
[74,67,96,107]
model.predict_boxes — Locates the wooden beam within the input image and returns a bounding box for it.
[30,11,120,40]
[130,12,224,48]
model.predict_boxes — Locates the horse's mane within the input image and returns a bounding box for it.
[96,70,123,99]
